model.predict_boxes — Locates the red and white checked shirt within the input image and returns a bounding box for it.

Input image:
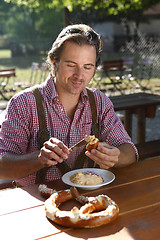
[0,75,138,186]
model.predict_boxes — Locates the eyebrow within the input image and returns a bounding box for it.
[64,60,95,67]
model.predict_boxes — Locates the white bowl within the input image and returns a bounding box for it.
[62,168,115,190]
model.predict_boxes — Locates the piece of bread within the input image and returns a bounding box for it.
[85,135,99,151]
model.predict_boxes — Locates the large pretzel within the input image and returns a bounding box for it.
[39,184,119,228]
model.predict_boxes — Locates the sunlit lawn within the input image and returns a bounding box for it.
[0,49,46,79]
[0,49,49,99]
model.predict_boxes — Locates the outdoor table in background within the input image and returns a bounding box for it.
[110,92,160,144]
[1,156,160,239]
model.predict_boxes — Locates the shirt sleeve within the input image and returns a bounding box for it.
[94,89,139,160]
[0,91,38,155]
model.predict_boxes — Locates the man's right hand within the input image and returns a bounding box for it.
[38,138,70,166]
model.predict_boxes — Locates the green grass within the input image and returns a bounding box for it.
[0,49,12,58]
[0,49,50,100]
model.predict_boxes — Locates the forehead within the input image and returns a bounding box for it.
[60,41,96,61]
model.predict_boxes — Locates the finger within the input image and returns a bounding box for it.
[98,142,114,149]
[97,161,113,169]
[90,148,117,161]
[43,142,69,160]
[38,153,58,166]
[40,147,64,164]
[97,144,120,156]
[50,138,70,154]
[85,149,118,168]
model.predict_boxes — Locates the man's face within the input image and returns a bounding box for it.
[54,41,96,96]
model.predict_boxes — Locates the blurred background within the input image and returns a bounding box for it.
[0,0,160,98]
[1,0,160,156]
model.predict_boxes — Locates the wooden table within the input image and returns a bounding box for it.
[1,157,160,239]
[110,92,160,144]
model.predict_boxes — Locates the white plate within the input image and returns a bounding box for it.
[62,168,115,190]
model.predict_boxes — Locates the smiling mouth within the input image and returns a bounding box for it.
[71,80,84,87]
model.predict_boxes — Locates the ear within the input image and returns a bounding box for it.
[53,59,56,69]
[53,59,59,72]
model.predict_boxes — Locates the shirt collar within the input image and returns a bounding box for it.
[43,74,58,105]
[81,88,89,104]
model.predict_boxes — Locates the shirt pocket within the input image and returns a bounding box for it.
[77,121,93,136]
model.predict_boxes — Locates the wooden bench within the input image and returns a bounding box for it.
[0,68,16,78]
[0,68,16,99]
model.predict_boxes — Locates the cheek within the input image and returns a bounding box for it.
[57,68,71,79]
[87,69,95,80]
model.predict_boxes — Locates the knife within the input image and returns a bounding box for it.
[69,138,87,152]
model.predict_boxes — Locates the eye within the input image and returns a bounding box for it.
[84,65,93,71]
[84,66,91,70]
[67,64,75,68]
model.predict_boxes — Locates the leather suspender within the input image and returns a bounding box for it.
[86,88,99,139]
[32,87,50,183]
[32,87,99,183]
[32,87,50,148]
[74,89,99,169]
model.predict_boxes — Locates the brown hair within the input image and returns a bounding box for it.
[47,24,101,70]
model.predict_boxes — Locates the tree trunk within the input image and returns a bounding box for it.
[64,7,70,26]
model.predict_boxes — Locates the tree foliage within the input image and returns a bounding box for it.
[4,0,160,14]
[1,1,64,54]
[3,0,160,55]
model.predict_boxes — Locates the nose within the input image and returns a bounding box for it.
[73,66,84,79]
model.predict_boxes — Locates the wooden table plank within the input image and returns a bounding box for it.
[78,176,160,214]
[110,157,160,186]
[1,157,159,216]
[0,205,69,240]
[1,175,160,239]
[47,204,160,240]
[1,157,160,240]
[0,187,44,216]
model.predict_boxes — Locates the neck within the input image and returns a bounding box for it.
[56,88,81,121]
[61,96,80,121]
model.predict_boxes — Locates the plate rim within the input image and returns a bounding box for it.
[62,168,115,188]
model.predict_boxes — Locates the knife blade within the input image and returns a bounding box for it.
[69,138,87,151]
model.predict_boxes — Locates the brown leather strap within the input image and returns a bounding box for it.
[32,87,50,148]
[74,88,99,169]
[32,87,72,183]
[86,88,99,167]
[33,87,99,183]
[86,88,99,138]
[32,87,50,183]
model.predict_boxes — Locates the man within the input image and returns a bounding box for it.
[0,24,138,186]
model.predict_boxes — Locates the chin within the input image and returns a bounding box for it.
[69,86,84,95]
